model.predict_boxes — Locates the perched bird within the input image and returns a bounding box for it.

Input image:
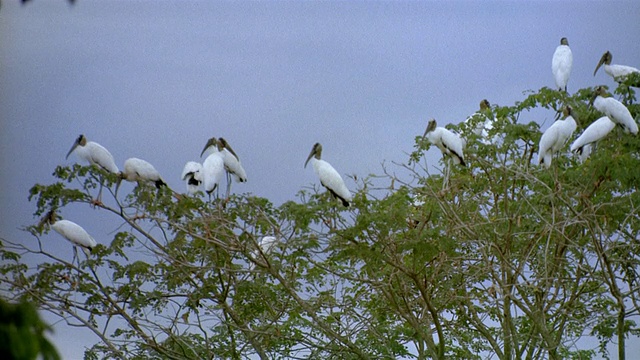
[200,137,225,199]
[570,116,615,161]
[537,105,577,168]
[65,134,119,173]
[250,236,278,270]
[594,51,640,83]
[39,210,97,261]
[217,137,247,198]
[423,119,466,166]
[66,134,119,205]
[304,143,352,207]
[590,86,638,135]
[217,138,247,183]
[181,161,203,195]
[465,99,496,144]
[552,37,573,92]
[115,158,166,195]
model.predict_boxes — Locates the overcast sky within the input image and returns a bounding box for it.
[1,0,639,358]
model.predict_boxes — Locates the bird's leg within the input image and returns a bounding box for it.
[443,158,451,191]
[91,175,105,207]
[72,247,80,290]
[225,172,232,200]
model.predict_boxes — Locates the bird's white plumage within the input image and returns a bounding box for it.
[570,116,616,159]
[181,161,203,195]
[313,159,352,204]
[305,143,352,207]
[122,158,165,186]
[594,51,639,82]
[537,109,577,168]
[577,143,592,163]
[424,120,466,166]
[257,236,278,253]
[220,148,247,183]
[552,38,573,92]
[67,135,119,173]
[51,219,97,256]
[249,236,278,270]
[603,64,640,81]
[465,100,495,144]
[592,90,638,135]
[202,152,225,195]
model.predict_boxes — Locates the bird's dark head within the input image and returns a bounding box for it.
[37,209,57,230]
[200,137,218,157]
[304,143,322,168]
[66,134,86,159]
[218,137,240,160]
[560,37,569,46]
[594,51,612,76]
[589,86,608,107]
[423,119,437,137]
[480,99,491,110]
[77,134,87,145]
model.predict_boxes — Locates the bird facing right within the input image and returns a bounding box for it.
[590,86,638,135]
[537,105,577,168]
[594,51,640,83]
[304,143,352,207]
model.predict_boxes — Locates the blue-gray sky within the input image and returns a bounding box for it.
[1,1,639,358]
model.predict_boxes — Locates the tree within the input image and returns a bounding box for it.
[1,82,639,359]
[0,298,60,360]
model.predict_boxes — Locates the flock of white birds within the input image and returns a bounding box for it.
[39,37,638,267]
[426,37,638,174]
[40,130,352,265]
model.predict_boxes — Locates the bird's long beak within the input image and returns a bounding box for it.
[588,92,597,108]
[36,210,55,231]
[554,106,565,120]
[593,54,606,76]
[304,149,315,168]
[221,139,240,160]
[200,138,217,157]
[65,141,79,159]
[422,119,437,139]
[114,173,124,198]
[304,153,313,168]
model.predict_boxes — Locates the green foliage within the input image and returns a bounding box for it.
[0,298,60,360]
[2,82,640,359]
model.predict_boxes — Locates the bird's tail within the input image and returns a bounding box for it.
[82,247,92,256]
[155,179,167,189]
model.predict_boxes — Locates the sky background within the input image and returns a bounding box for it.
[1,0,639,358]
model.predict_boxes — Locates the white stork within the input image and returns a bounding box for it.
[552,37,573,92]
[465,99,496,144]
[249,236,278,270]
[39,210,97,266]
[200,137,225,199]
[66,134,119,205]
[65,134,119,173]
[217,137,247,198]
[570,116,615,162]
[304,143,352,207]
[181,161,203,195]
[590,86,638,135]
[423,118,466,166]
[537,105,577,168]
[423,118,466,187]
[594,51,640,83]
[115,157,167,196]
